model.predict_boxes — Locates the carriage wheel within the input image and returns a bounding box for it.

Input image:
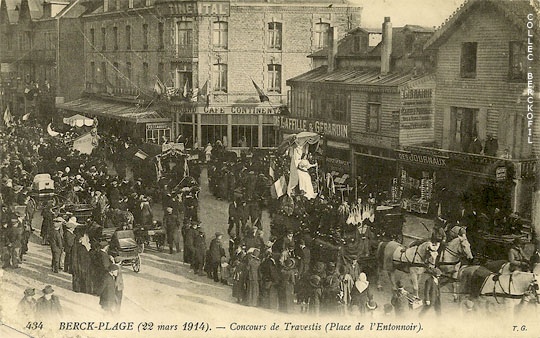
[28,197,37,212]
[156,241,163,252]
[133,254,141,273]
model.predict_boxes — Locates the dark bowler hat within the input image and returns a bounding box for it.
[42,285,54,294]
[24,288,35,296]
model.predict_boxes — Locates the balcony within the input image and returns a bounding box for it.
[168,44,198,60]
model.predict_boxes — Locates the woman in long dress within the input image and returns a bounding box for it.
[297,154,317,199]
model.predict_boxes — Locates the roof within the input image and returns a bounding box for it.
[28,0,45,20]
[286,66,418,87]
[425,0,540,50]
[2,0,21,24]
[56,97,171,124]
[310,25,433,59]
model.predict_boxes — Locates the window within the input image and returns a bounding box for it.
[450,107,479,152]
[267,64,281,93]
[232,125,258,148]
[113,26,118,50]
[509,41,527,81]
[101,62,107,83]
[262,125,277,147]
[142,62,149,87]
[367,103,381,132]
[146,128,171,145]
[126,25,131,50]
[90,62,95,83]
[143,24,149,50]
[158,62,165,82]
[332,93,348,122]
[460,42,477,78]
[177,21,192,47]
[126,62,132,84]
[90,28,95,48]
[213,63,227,92]
[268,22,282,49]
[353,36,361,52]
[128,0,133,8]
[202,125,228,147]
[101,27,106,51]
[314,22,330,49]
[213,21,228,49]
[158,22,164,50]
[113,62,120,86]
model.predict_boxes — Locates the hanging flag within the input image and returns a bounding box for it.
[47,123,60,137]
[190,87,199,102]
[3,106,13,127]
[22,112,31,121]
[134,149,149,160]
[183,80,189,98]
[271,175,287,199]
[251,80,269,102]
[269,162,275,180]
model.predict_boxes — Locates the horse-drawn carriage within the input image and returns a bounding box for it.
[28,174,61,210]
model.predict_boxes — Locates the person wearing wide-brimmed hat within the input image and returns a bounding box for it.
[164,206,181,254]
[321,262,341,313]
[17,288,36,319]
[208,232,226,282]
[36,285,63,320]
[391,280,409,317]
[280,258,297,313]
[40,201,54,245]
[419,268,442,317]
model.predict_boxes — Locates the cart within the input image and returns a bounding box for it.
[134,222,166,252]
[28,174,61,210]
[109,229,141,273]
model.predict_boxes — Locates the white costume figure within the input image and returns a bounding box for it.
[297,154,317,199]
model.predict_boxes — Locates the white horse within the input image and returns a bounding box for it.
[377,240,438,297]
[437,235,474,301]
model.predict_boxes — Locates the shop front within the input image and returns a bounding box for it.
[57,97,172,144]
[396,146,518,220]
[169,102,280,149]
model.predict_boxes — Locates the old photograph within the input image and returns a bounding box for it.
[0,0,539,337]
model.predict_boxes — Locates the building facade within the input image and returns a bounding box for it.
[0,0,88,119]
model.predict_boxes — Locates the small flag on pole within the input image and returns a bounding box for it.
[3,106,13,127]
[269,163,275,180]
[183,80,189,98]
[134,149,149,160]
[251,80,269,102]
[271,175,287,199]
[22,112,30,121]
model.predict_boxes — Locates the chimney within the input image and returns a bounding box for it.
[327,26,338,73]
[42,1,52,18]
[381,17,392,75]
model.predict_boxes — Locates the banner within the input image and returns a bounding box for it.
[73,133,95,154]
[162,142,185,153]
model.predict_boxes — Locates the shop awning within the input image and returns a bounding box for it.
[57,97,171,124]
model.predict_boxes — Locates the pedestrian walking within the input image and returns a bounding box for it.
[391,280,410,317]
[113,257,124,313]
[280,258,297,313]
[192,223,206,275]
[17,288,36,319]
[208,232,226,282]
[246,247,261,307]
[50,218,64,273]
[350,272,373,315]
[100,264,119,313]
[419,268,442,317]
[63,219,77,273]
[7,217,23,268]
[164,207,181,254]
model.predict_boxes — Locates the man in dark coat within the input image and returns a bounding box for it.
[94,241,112,293]
[391,280,409,317]
[243,227,264,252]
[49,218,64,273]
[296,239,311,277]
[208,232,226,282]
[248,199,262,230]
[228,199,241,239]
[63,221,76,273]
[72,232,92,293]
[164,207,181,254]
[17,288,36,319]
[40,203,54,245]
[108,181,121,210]
[100,264,119,313]
[183,221,196,264]
[322,262,341,313]
[36,285,63,321]
[192,224,206,275]
[420,268,442,316]
[259,252,281,310]
[7,217,23,268]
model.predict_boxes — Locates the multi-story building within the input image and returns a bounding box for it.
[285,17,435,192]
[0,0,88,119]
[57,0,361,148]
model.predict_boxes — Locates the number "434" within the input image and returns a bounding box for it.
[26,322,43,330]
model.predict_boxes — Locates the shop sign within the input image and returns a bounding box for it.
[400,89,432,100]
[400,107,432,129]
[496,166,508,181]
[397,150,447,167]
[146,123,171,130]
[204,105,280,115]
[354,133,397,148]
[327,158,351,171]
[160,1,230,16]
[278,116,349,139]
[162,142,184,153]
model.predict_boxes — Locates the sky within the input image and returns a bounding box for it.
[351,0,467,29]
